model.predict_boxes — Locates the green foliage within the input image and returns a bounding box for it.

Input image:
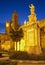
[10,27,24,41]
[9,51,30,60]
[8,51,45,60]
[9,22,24,41]
[9,24,24,50]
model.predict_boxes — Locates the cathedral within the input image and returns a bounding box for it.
[0,4,45,55]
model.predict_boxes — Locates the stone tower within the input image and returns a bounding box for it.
[11,11,19,30]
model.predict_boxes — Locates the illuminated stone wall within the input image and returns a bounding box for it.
[22,22,41,54]
[1,40,11,50]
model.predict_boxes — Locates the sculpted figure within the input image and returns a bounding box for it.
[29,4,35,14]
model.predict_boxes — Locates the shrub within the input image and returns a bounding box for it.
[8,51,45,60]
[9,51,30,60]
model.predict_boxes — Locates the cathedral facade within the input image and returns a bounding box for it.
[0,4,45,54]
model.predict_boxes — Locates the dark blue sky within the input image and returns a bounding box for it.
[0,0,45,33]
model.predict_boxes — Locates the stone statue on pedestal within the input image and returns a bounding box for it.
[29,4,35,15]
[28,4,37,22]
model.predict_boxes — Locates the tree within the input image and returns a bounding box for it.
[10,26,24,51]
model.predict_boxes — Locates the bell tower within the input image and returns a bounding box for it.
[11,11,19,30]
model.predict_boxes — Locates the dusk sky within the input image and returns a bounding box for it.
[0,0,45,33]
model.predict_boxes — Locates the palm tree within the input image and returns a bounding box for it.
[10,26,24,51]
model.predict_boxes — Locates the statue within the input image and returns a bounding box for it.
[29,4,35,14]
[28,4,37,22]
